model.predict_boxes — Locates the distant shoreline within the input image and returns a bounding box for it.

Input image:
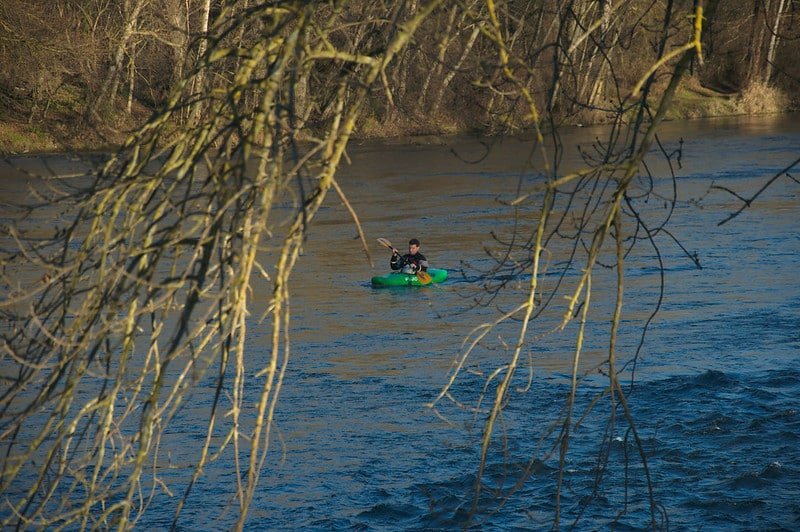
[0,85,792,157]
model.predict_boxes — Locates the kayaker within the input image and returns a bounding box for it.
[390,238,429,274]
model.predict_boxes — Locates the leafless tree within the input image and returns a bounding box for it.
[428,0,722,528]
[2,1,444,529]
[10,1,790,530]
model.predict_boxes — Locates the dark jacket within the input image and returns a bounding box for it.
[390,251,428,272]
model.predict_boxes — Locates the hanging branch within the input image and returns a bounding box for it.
[715,155,800,226]
[0,2,443,529]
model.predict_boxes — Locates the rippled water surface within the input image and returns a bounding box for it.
[2,115,799,530]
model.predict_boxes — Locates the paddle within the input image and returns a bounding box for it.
[377,237,432,285]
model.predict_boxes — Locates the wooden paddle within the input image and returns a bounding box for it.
[377,237,432,285]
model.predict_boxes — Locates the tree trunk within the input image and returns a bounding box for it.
[189,0,212,124]
[548,2,575,115]
[432,24,480,114]
[164,0,189,99]
[764,0,787,83]
[88,0,145,120]
[126,42,135,114]
[420,5,458,106]
[385,0,418,125]
[746,0,770,85]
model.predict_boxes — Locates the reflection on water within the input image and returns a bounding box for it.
[1,114,798,529]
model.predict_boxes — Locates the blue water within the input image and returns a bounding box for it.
[1,115,798,530]
[244,116,800,530]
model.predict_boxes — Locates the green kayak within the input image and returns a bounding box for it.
[371,268,448,287]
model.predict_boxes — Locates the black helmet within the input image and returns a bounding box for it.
[409,238,420,246]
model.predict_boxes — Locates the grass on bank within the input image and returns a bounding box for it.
[667,79,790,120]
[0,122,57,154]
[0,79,793,155]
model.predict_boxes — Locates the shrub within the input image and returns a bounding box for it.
[735,82,789,115]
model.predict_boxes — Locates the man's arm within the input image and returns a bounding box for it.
[417,253,429,271]
[390,249,403,270]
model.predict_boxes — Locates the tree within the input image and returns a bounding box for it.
[88,0,147,120]
[2,1,444,529]
[430,2,721,527]
[763,0,789,83]
[742,0,794,86]
[11,1,791,530]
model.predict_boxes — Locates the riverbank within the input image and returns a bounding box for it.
[0,79,791,155]
[0,100,151,155]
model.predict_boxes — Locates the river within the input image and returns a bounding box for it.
[1,114,798,530]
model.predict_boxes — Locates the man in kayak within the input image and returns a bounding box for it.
[390,238,429,274]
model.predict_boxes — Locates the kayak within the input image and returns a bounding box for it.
[371,268,448,287]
